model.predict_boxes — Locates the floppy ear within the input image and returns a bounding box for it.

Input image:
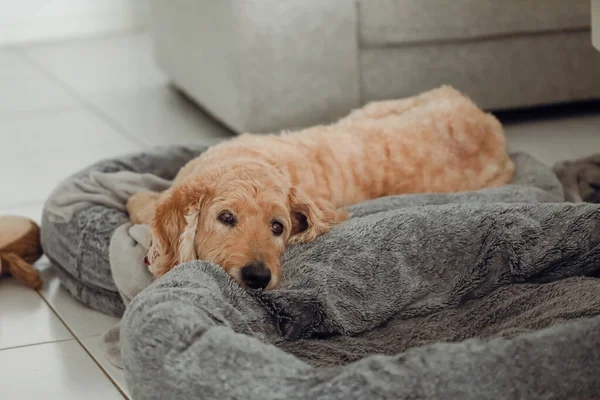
[150,180,211,276]
[288,186,350,244]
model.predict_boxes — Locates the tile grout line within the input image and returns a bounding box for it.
[7,48,150,149]
[0,200,45,209]
[35,290,129,399]
[0,337,73,352]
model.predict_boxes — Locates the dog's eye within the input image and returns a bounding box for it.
[217,211,237,227]
[271,220,284,236]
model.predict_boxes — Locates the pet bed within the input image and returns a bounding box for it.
[39,144,546,317]
[42,147,600,399]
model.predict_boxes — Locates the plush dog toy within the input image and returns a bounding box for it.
[0,216,43,288]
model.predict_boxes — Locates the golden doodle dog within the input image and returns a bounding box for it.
[127,86,514,290]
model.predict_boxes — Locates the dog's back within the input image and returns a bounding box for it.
[178,87,514,208]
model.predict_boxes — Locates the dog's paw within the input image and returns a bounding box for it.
[127,191,160,225]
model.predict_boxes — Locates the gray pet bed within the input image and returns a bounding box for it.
[42,147,600,399]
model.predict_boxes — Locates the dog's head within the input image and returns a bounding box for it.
[146,168,348,289]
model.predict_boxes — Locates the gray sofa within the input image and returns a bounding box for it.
[149,0,600,133]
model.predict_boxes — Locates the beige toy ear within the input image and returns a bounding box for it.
[0,216,43,289]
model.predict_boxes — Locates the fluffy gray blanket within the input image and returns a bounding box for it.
[121,153,600,399]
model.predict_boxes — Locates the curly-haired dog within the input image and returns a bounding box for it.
[127,86,514,290]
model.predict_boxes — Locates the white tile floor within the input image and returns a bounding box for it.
[0,31,233,399]
[0,31,599,399]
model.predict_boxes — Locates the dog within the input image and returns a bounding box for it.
[127,86,514,290]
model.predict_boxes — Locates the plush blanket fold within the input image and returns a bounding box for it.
[554,153,600,203]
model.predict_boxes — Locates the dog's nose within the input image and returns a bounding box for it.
[241,262,271,289]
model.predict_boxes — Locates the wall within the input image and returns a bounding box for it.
[0,0,148,45]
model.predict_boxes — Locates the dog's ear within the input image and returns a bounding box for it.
[288,186,349,244]
[150,180,211,276]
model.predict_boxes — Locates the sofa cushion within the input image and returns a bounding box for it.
[360,31,600,110]
[359,0,591,46]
